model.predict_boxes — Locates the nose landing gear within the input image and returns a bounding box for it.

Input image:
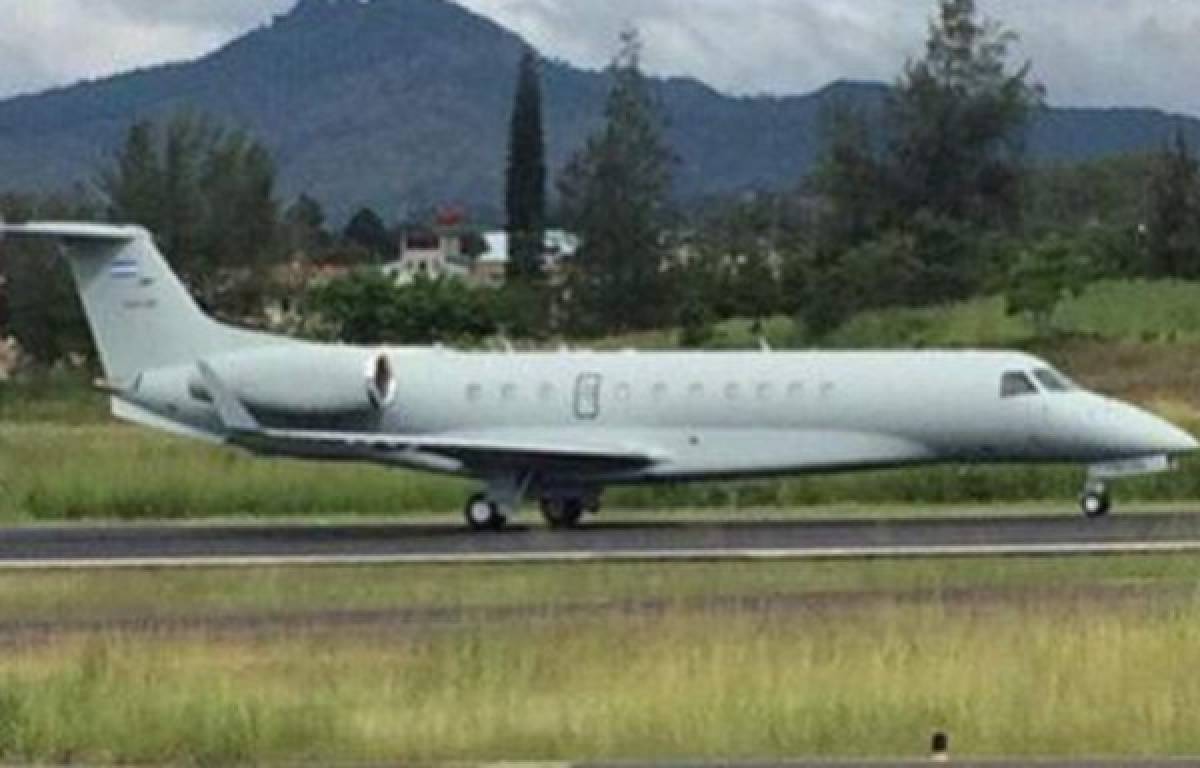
[1080,481,1111,519]
[465,493,508,532]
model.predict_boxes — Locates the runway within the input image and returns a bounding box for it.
[3,511,1200,568]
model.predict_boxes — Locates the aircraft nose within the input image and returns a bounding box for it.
[1155,420,1199,455]
[1133,406,1199,456]
[1103,401,1199,457]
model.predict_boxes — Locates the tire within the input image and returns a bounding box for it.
[465,493,506,532]
[541,497,585,529]
[1081,489,1111,519]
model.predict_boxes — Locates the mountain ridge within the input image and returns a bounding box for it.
[0,0,1197,222]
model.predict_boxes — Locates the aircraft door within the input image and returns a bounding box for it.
[575,374,602,420]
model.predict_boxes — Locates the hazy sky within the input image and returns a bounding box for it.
[1,0,1198,116]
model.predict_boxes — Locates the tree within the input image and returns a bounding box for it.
[343,207,393,260]
[808,0,1043,315]
[814,104,887,253]
[283,194,331,256]
[1005,234,1089,336]
[559,28,675,335]
[101,114,281,318]
[888,0,1043,231]
[1144,131,1200,279]
[690,193,785,323]
[505,49,548,282]
[305,270,497,345]
[0,193,97,365]
[102,121,163,231]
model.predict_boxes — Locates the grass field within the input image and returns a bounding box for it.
[0,556,1198,762]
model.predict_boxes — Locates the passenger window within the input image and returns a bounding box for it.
[615,383,632,402]
[788,382,804,399]
[1033,368,1071,393]
[538,383,555,402]
[1001,372,1038,398]
[757,383,773,401]
[502,383,518,402]
[466,383,483,403]
[652,383,668,401]
[689,383,704,398]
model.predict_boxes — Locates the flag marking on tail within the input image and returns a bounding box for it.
[110,258,139,279]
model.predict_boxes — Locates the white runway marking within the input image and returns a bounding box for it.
[3,540,1200,570]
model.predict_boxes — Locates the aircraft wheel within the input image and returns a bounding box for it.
[465,493,507,532]
[541,497,585,529]
[1080,487,1111,519]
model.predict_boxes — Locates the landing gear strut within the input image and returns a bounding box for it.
[1080,481,1112,519]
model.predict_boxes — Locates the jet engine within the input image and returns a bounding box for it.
[186,347,399,422]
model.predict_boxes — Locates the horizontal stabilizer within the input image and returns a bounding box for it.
[0,221,137,243]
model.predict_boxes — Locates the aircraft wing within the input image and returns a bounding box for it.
[195,361,662,472]
[252,428,661,466]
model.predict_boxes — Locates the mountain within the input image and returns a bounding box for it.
[0,0,1198,223]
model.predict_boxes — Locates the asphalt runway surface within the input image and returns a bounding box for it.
[578,762,1200,767]
[2,511,1200,566]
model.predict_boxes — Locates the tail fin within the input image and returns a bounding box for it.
[0,221,274,382]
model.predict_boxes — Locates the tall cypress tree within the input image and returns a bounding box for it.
[505,49,547,282]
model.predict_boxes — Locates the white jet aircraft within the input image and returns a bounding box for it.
[2,221,1195,530]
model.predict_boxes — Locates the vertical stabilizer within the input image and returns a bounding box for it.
[0,221,275,381]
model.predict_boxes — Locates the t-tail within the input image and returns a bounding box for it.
[0,221,280,385]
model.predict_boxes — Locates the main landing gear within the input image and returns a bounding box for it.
[462,474,602,532]
[1080,481,1112,519]
[540,496,600,530]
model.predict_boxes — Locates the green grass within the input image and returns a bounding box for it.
[0,558,1199,762]
[829,296,1031,348]
[829,279,1200,349]
[0,423,469,521]
[1056,279,1200,342]
[4,422,1200,521]
[0,368,106,424]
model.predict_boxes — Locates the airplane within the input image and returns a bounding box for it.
[1,220,1196,531]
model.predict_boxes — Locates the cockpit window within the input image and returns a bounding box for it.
[1033,368,1072,393]
[1000,372,1038,398]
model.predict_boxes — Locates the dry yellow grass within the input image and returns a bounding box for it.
[1,595,1198,763]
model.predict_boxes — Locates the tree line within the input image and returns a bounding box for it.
[499,0,1200,342]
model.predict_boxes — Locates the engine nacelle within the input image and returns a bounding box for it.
[187,346,399,417]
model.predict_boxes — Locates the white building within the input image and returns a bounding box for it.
[383,228,472,285]
[383,229,579,288]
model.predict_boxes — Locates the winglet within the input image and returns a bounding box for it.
[196,361,260,435]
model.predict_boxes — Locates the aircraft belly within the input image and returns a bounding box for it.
[641,429,937,480]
